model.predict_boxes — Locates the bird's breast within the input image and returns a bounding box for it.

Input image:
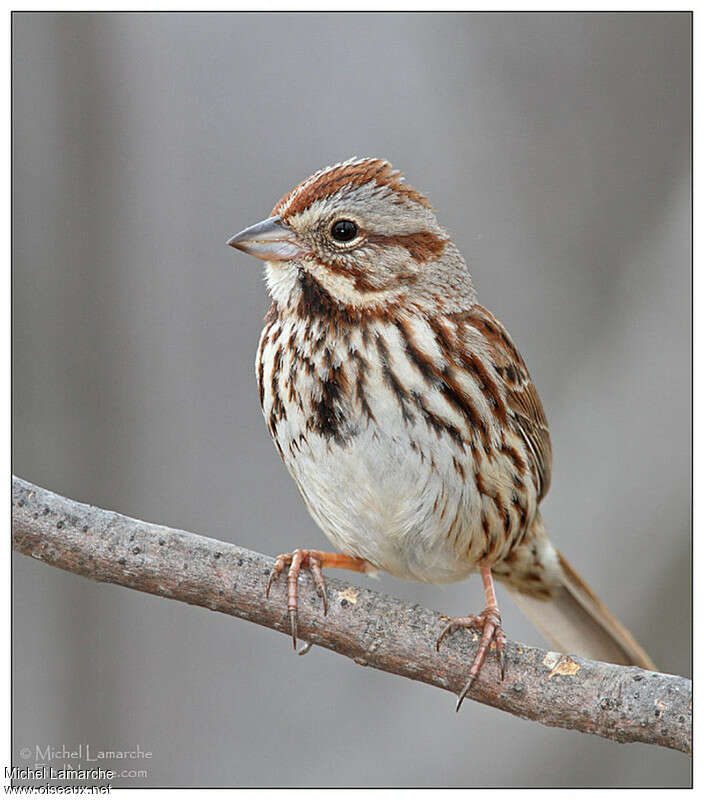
[255,309,539,582]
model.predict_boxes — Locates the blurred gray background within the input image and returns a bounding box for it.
[12,11,691,788]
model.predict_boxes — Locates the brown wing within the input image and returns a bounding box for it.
[463,305,553,500]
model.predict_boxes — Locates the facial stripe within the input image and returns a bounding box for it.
[295,270,395,324]
[367,231,446,263]
[309,254,383,294]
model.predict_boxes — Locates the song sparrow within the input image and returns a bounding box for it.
[228,157,655,708]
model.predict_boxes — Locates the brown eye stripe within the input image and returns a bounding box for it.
[367,231,446,263]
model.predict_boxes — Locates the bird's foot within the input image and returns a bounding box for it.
[265,549,328,651]
[436,605,507,711]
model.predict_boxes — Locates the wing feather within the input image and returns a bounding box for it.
[462,305,553,500]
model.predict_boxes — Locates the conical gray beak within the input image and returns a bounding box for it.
[227,215,303,261]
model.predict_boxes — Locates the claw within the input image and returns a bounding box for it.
[289,608,298,650]
[456,676,475,712]
[265,573,276,598]
[265,561,282,598]
[436,624,451,652]
[308,555,328,615]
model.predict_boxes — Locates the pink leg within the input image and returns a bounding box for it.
[436,564,507,710]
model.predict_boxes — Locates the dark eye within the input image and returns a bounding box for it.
[330,219,358,242]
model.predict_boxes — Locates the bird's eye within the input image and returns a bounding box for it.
[330,219,359,242]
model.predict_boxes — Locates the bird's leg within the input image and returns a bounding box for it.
[265,549,374,650]
[436,564,507,711]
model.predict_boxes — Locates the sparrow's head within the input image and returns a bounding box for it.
[228,158,475,314]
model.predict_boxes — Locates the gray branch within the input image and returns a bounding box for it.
[11,476,691,755]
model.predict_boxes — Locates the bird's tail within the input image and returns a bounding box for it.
[495,516,656,670]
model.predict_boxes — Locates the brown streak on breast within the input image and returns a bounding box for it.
[511,492,528,530]
[447,505,464,550]
[375,333,415,424]
[397,316,490,448]
[256,333,269,408]
[311,359,350,444]
[350,349,376,423]
[410,390,465,448]
[269,344,286,432]
[500,497,511,534]
[395,318,439,385]
[439,366,490,448]
[500,440,527,474]
[474,470,486,497]
[286,331,299,404]
[476,470,513,545]
[459,351,507,423]
[476,512,492,561]
[296,271,395,326]
[427,317,457,362]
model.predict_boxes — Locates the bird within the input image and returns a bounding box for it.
[227,157,655,709]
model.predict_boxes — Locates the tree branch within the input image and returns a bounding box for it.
[11,475,691,755]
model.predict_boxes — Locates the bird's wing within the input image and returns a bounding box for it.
[462,304,553,500]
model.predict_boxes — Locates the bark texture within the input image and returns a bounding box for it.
[11,476,691,754]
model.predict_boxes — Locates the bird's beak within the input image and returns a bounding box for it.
[227,215,303,261]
